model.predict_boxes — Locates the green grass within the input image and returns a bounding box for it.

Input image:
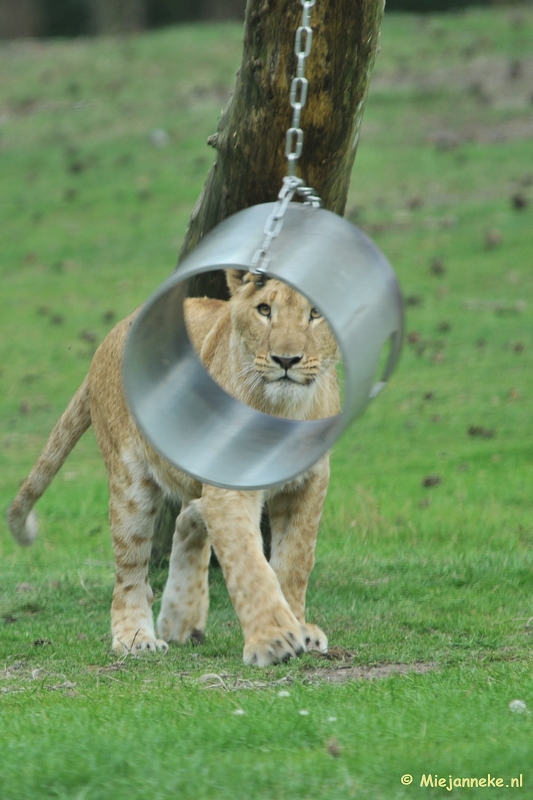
[1,6,533,799]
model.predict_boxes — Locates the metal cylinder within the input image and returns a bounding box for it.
[122,203,403,490]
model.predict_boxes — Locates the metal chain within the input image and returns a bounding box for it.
[251,0,322,277]
[286,0,314,177]
[251,175,302,273]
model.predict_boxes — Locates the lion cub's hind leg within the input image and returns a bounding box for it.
[157,501,211,645]
[109,469,167,654]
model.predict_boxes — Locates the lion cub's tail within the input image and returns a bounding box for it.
[6,376,91,546]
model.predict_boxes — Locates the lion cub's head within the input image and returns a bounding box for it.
[225,270,340,420]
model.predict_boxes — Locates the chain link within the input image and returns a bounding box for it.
[251,0,322,277]
[251,176,301,273]
[287,0,315,178]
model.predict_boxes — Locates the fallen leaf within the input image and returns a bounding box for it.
[422,475,442,488]
[468,426,495,439]
[430,257,446,276]
[511,192,529,210]
[485,229,503,249]
[326,737,343,758]
[79,330,97,343]
[16,582,35,593]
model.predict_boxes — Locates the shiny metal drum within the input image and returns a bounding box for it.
[122,202,403,490]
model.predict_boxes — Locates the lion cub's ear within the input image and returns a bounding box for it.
[226,269,250,295]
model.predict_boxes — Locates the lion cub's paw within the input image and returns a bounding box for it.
[302,623,328,654]
[243,627,306,667]
[157,611,206,646]
[157,591,208,646]
[112,629,169,655]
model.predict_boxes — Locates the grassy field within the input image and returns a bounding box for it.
[1,5,533,799]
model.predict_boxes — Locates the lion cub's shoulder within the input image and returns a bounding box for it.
[184,296,229,356]
[184,296,226,327]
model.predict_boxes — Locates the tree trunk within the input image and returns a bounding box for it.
[151,0,384,565]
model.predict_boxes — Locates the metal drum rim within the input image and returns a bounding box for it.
[122,270,348,490]
[122,203,403,489]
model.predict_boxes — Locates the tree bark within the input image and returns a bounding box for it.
[151,0,384,565]
[183,0,384,290]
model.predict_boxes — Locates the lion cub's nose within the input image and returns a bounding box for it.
[272,355,303,371]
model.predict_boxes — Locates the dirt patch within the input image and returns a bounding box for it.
[196,661,439,691]
[197,673,294,691]
[303,661,439,685]
[374,55,533,109]
[0,662,77,695]
[372,55,533,145]
[429,118,533,147]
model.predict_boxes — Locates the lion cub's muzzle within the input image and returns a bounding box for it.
[263,353,319,385]
[272,354,304,381]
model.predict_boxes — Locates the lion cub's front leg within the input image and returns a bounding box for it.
[268,459,331,655]
[200,486,306,666]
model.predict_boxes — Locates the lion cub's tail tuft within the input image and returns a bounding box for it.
[7,507,39,547]
[6,376,92,547]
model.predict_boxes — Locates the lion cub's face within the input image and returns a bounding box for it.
[227,270,339,419]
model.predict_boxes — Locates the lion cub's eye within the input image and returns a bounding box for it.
[257,303,271,317]
[310,308,322,320]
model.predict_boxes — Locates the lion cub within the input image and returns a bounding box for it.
[7,270,340,666]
